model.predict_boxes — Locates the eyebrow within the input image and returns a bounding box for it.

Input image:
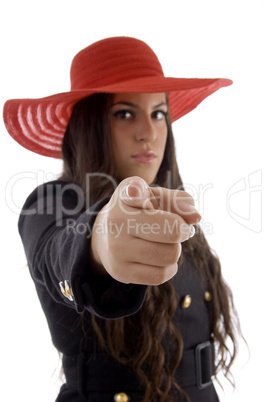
[111,101,168,109]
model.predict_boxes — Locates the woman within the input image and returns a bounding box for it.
[3,37,239,401]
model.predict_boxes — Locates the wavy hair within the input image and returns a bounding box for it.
[60,94,240,401]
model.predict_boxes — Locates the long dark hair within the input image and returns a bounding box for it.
[61,93,239,401]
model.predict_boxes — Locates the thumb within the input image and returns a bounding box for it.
[119,176,155,210]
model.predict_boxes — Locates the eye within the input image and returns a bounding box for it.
[113,110,133,120]
[152,110,167,120]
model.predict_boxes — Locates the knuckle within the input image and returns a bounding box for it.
[178,222,191,241]
[162,243,181,265]
[166,220,189,243]
[172,243,182,263]
[137,242,181,267]
[151,264,178,285]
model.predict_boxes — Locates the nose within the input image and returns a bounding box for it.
[135,114,156,143]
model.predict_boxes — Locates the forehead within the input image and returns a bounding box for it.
[112,92,167,105]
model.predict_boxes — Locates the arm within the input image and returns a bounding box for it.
[18,180,147,318]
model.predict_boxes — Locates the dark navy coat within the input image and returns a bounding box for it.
[18,181,219,401]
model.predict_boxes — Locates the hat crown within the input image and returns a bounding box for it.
[70,37,164,90]
[4,35,232,159]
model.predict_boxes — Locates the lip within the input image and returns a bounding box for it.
[132,150,157,163]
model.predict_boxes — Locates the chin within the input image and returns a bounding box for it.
[120,169,158,185]
[141,175,157,186]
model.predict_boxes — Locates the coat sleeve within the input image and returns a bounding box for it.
[18,180,147,318]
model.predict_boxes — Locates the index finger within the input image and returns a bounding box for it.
[149,186,201,225]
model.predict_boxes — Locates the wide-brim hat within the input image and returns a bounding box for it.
[3,36,232,159]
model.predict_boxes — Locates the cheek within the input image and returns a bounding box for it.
[111,129,122,154]
[112,135,129,160]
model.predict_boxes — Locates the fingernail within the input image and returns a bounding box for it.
[125,184,134,200]
[125,179,148,199]
[189,225,195,238]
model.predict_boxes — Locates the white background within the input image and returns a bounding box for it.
[1,0,266,401]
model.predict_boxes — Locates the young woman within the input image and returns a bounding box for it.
[3,37,239,402]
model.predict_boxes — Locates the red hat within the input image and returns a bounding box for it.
[3,36,232,158]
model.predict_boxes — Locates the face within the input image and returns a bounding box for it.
[109,93,168,185]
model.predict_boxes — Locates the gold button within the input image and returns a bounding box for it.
[59,282,67,298]
[64,280,74,301]
[205,291,212,302]
[181,295,192,309]
[59,281,74,301]
[114,392,129,402]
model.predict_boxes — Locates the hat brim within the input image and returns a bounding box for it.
[3,76,232,158]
